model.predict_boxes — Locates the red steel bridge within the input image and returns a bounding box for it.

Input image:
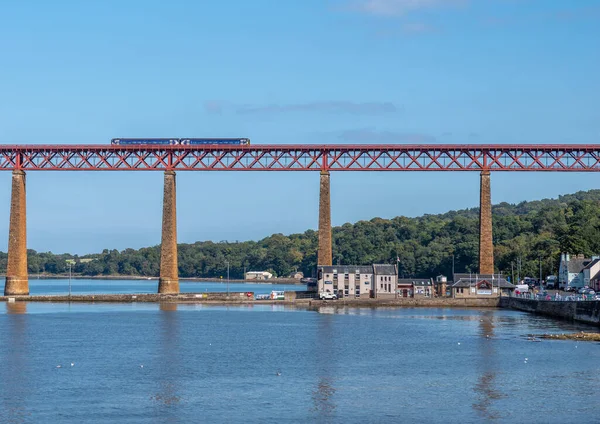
[1,144,600,171]
[3,143,600,297]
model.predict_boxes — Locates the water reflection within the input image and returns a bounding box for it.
[151,302,182,422]
[159,302,178,312]
[472,311,505,420]
[0,302,31,424]
[312,311,337,418]
[6,301,27,314]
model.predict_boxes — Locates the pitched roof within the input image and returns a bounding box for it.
[454,273,501,281]
[373,264,397,275]
[583,258,600,270]
[398,278,432,286]
[319,265,373,274]
[452,276,514,289]
[567,258,591,273]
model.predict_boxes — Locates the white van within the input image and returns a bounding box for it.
[514,284,530,294]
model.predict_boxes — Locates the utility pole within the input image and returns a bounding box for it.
[226,260,230,296]
[511,262,514,284]
[68,262,72,298]
[539,256,542,286]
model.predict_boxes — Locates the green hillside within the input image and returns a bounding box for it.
[5,189,600,280]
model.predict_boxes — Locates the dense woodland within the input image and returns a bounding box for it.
[2,190,600,281]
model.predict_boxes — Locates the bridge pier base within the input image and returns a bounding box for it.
[318,170,332,266]
[479,170,494,275]
[4,170,28,296]
[158,170,179,294]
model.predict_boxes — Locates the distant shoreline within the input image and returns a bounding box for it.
[5,274,304,285]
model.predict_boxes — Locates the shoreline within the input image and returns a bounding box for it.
[1,293,500,308]
[9,275,304,284]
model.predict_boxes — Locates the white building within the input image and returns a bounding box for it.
[316,264,398,299]
[558,253,598,289]
[372,264,398,299]
[317,265,373,298]
[245,271,273,280]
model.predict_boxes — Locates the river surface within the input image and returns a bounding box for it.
[1,292,599,423]
[22,279,304,296]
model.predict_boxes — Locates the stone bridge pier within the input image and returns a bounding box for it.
[4,170,29,295]
[158,170,179,294]
[318,170,332,266]
[479,170,494,275]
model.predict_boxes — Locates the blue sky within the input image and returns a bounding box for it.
[0,0,598,254]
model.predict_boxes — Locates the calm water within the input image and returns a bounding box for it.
[1,302,599,423]
[22,279,303,296]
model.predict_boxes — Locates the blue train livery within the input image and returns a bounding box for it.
[181,138,250,145]
[111,138,179,145]
[111,138,250,146]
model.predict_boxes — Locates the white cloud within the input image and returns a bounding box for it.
[205,100,398,115]
[237,101,397,115]
[339,128,436,143]
[349,0,467,17]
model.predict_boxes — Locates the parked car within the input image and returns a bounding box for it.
[577,287,593,294]
[319,291,337,300]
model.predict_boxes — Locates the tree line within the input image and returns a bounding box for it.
[2,189,600,281]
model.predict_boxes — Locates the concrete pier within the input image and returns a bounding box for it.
[158,171,179,294]
[318,170,332,266]
[479,170,494,275]
[4,170,28,295]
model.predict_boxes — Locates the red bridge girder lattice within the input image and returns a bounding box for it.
[1,144,600,171]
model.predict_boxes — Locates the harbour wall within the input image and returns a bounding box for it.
[1,293,500,308]
[304,297,500,308]
[499,297,600,326]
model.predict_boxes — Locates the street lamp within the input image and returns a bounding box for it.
[226,260,230,296]
[66,261,73,298]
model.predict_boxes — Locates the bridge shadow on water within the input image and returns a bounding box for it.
[472,310,505,421]
[150,302,183,422]
[1,302,32,424]
[311,307,338,420]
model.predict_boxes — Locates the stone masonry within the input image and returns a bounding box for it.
[158,171,180,293]
[479,170,494,275]
[5,170,28,295]
[318,170,332,266]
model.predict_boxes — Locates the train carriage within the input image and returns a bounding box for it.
[111,138,250,146]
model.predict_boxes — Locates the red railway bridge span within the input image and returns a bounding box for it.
[3,143,600,295]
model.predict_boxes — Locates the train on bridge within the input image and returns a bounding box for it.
[111,138,251,146]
